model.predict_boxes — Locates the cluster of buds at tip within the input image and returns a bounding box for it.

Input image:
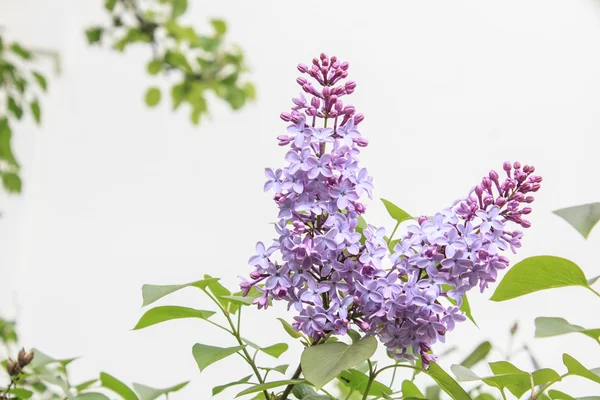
[7,348,35,376]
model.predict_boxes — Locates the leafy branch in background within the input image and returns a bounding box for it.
[85,0,255,125]
[0,36,48,194]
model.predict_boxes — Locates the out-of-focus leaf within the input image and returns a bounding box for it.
[553,203,600,239]
[212,375,252,396]
[210,19,227,35]
[401,380,425,398]
[100,373,139,400]
[132,382,188,400]
[2,172,21,193]
[10,43,33,59]
[535,317,600,343]
[145,87,161,107]
[105,0,117,11]
[460,341,492,368]
[32,72,47,91]
[146,60,163,75]
[8,97,23,119]
[171,0,187,17]
[73,394,110,400]
[548,390,576,400]
[85,27,104,44]
[490,256,589,301]
[30,100,41,124]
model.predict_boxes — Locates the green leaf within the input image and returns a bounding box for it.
[171,83,186,110]
[548,390,576,400]
[146,60,163,75]
[141,277,219,306]
[210,19,227,35]
[278,318,303,339]
[490,256,589,301]
[291,384,329,400]
[301,337,377,390]
[535,317,600,343]
[235,380,306,397]
[10,43,33,59]
[347,329,361,344]
[171,0,187,17]
[30,100,41,124]
[145,87,161,107]
[532,368,561,386]
[460,341,492,368]
[100,373,139,400]
[563,354,600,385]
[29,348,77,369]
[219,295,255,306]
[225,87,246,110]
[75,379,98,392]
[105,0,117,11]
[243,82,256,100]
[8,97,23,119]
[2,172,21,193]
[212,375,252,396]
[554,203,600,239]
[338,369,392,397]
[0,119,18,167]
[260,343,289,358]
[259,364,289,375]
[165,51,191,72]
[32,72,47,91]
[85,27,104,44]
[133,306,215,330]
[132,382,188,400]
[381,198,413,225]
[73,394,110,400]
[192,343,245,372]
[402,380,425,398]
[9,388,33,399]
[426,362,471,400]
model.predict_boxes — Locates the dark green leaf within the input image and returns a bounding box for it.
[32,72,47,91]
[301,337,377,390]
[0,119,18,167]
[132,382,188,400]
[171,0,187,17]
[278,318,303,339]
[145,87,161,107]
[535,317,600,343]
[133,306,215,330]
[212,375,252,396]
[100,372,139,400]
[402,380,425,398]
[141,277,219,306]
[146,60,163,76]
[426,362,471,400]
[85,27,104,44]
[381,198,414,224]
[460,341,492,368]
[30,100,41,124]
[2,172,21,193]
[10,43,32,59]
[8,97,23,119]
[563,354,600,385]
[235,380,306,397]
[192,343,245,372]
[554,203,600,239]
[490,256,589,301]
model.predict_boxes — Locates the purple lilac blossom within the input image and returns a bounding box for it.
[243,53,542,368]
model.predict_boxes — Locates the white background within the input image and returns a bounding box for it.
[1,0,600,398]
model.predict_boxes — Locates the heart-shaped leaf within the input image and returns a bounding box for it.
[553,203,600,239]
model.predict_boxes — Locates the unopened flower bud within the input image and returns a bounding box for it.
[340,61,349,70]
[359,321,370,331]
[354,202,366,214]
[354,137,368,147]
[7,359,20,376]
[17,348,33,368]
[280,112,292,122]
[489,170,499,181]
[513,161,521,169]
[297,64,309,73]
[495,197,507,207]
[503,161,512,172]
[354,113,365,124]
[249,270,262,280]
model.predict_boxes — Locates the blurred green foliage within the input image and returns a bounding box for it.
[86,0,256,125]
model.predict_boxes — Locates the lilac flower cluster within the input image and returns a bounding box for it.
[242,53,542,367]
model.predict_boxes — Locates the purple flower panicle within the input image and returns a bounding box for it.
[243,53,542,367]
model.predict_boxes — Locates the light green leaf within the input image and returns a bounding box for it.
[73,394,110,400]
[460,341,492,368]
[301,337,377,390]
[452,363,529,398]
[219,295,255,306]
[235,380,306,397]
[259,364,289,375]
[210,19,227,35]
[548,390,576,400]
[141,277,219,306]
[146,60,163,75]
[490,256,589,301]
[85,27,103,44]
[243,82,256,100]
[100,373,139,400]
[132,382,188,400]
[192,343,245,372]
[75,379,98,392]
[30,100,41,124]
[425,362,471,400]
[563,354,600,385]
[33,72,47,91]
[2,172,22,193]
[554,203,600,239]
[133,306,215,330]
[9,388,32,399]
[145,87,161,107]
[277,318,303,339]
[171,0,187,17]
[338,369,392,397]
[535,317,600,343]
[532,368,561,386]
[212,375,252,396]
[402,380,425,398]
[381,198,414,224]
[29,348,77,368]
[260,343,288,358]
[171,83,186,109]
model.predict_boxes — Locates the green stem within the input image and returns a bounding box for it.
[389,361,398,388]
[587,286,600,299]
[203,290,270,400]
[362,359,375,400]
[499,388,507,400]
[387,221,400,245]
[344,390,354,400]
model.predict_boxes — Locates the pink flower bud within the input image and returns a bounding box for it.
[513,161,521,169]
[489,170,499,181]
[354,113,365,124]
[354,137,369,147]
[341,61,349,70]
[297,64,309,73]
[359,321,370,331]
[280,112,292,122]
[354,202,366,214]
